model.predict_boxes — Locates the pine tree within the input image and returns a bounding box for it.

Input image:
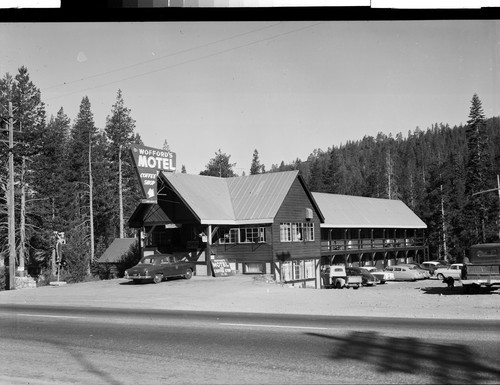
[250,149,264,175]
[30,108,71,270]
[104,90,137,240]
[65,96,99,277]
[464,94,492,244]
[10,67,46,277]
[322,148,339,194]
[200,149,236,177]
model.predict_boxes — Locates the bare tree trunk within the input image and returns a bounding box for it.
[119,145,124,238]
[440,184,448,261]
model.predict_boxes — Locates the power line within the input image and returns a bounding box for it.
[44,22,325,101]
[42,22,283,93]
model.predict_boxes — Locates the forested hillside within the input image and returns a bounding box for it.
[0,66,498,289]
[268,97,500,261]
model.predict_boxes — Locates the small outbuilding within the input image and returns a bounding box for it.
[96,238,137,278]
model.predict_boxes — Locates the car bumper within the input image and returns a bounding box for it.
[124,273,152,280]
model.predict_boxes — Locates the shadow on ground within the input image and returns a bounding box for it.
[308,331,500,384]
[119,276,186,285]
[419,285,500,296]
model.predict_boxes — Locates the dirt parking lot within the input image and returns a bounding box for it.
[0,275,499,320]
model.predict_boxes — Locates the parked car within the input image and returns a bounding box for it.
[421,261,449,275]
[124,254,195,284]
[383,265,423,281]
[346,267,379,286]
[361,266,394,284]
[434,263,464,280]
[398,263,430,279]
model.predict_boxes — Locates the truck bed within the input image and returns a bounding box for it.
[461,264,500,293]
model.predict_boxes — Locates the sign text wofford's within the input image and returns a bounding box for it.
[136,148,176,171]
[130,144,177,203]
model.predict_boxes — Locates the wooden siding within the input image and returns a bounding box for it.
[211,226,273,263]
[272,178,322,261]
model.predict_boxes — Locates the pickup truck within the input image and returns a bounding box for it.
[322,265,362,289]
[461,243,500,294]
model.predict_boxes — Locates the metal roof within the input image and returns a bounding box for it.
[162,171,300,225]
[227,171,299,222]
[312,192,427,229]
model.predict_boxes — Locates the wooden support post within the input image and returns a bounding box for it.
[206,225,212,276]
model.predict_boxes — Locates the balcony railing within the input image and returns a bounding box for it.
[321,237,425,253]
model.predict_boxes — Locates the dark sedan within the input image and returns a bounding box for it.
[346,266,379,286]
[124,254,195,284]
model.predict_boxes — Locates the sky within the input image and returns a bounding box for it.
[0,19,499,175]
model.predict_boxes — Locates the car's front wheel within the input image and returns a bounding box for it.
[153,274,163,284]
[437,273,444,280]
[184,269,193,280]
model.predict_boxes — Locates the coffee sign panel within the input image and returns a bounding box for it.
[130,144,176,203]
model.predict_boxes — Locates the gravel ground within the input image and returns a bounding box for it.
[0,275,499,320]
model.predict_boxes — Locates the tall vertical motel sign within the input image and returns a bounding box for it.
[130,144,176,204]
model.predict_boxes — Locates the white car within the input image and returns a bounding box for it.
[421,261,449,275]
[361,266,395,284]
[434,263,464,280]
[384,265,424,281]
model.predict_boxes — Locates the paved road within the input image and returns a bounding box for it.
[1,305,499,384]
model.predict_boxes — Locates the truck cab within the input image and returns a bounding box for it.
[322,264,362,289]
[461,243,500,294]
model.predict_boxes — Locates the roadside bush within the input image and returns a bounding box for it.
[0,266,7,291]
[94,262,112,280]
[116,241,141,278]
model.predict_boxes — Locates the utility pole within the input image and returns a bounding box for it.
[7,102,16,290]
[88,131,95,267]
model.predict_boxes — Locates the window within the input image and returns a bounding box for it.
[219,227,266,244]
[293,261,301,280]
[292,223,303,241]
[305,223,314,241]
[245,263,265,274]
[280,223,291,242]
[240,227,266,243]
[282,259,316,281]
[280,222,314,242]
[220,228,239,244]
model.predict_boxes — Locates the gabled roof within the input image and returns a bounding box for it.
[312,192,427,229]
[128,203,171,227]
[161,171,309,225]
[97,238,136,263]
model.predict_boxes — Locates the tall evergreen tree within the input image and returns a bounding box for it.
[464,94,493,244]
[250,149,264,175]
[29,108,71,269]
[0,67,47,278]
[104,90,138,241]
[64,96,99,278]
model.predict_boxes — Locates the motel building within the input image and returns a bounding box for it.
[127,166,428,289]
